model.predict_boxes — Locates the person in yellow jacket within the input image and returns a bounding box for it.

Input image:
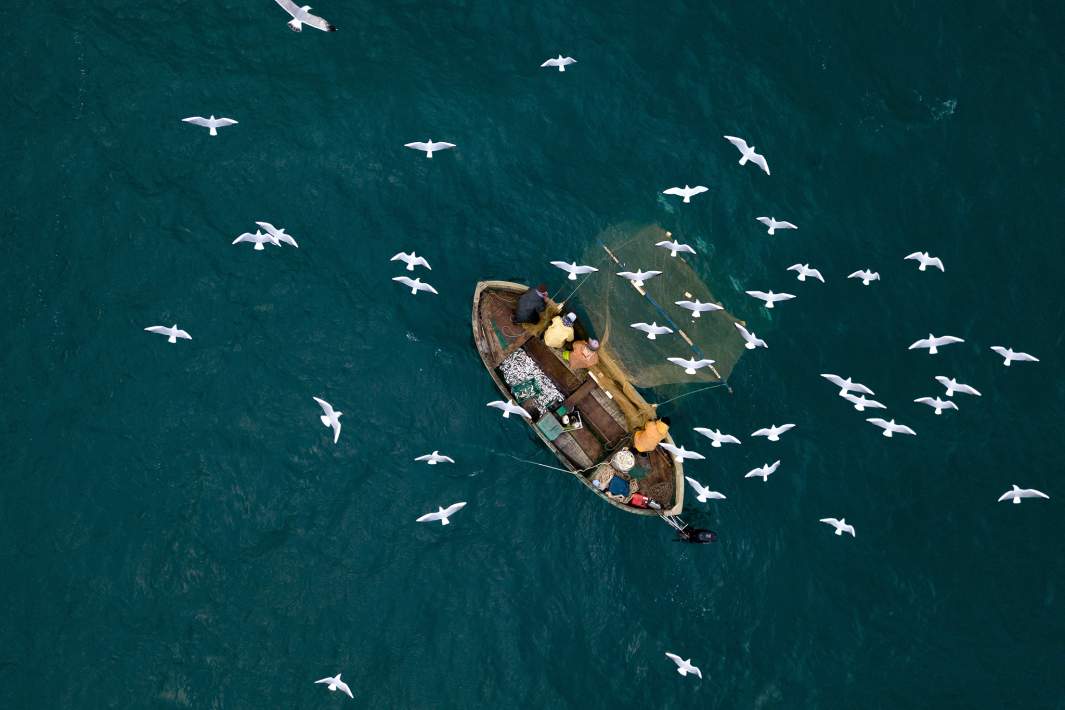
[565,338,600,369]
[544,312,576,349]
[633,417,670,452]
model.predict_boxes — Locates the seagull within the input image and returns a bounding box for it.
[414,451,455,465]
[630,322,673,340]
[997,485,1050,505]
[787,264,825,283]
[144,324,191,344]
[659,442,706,462]
[392,276,439,295]
[935,376,982,398]
[990,346,1040,367]
[232,230,278,250]
[693,427,741,447]
[842,393,887,412]
[403,140,456,158]
[391,251,431,271]
[667,357,717,375]
[674,299,723,318]
[914,396,958,415]
[734,323,767,350]
[313,396,342,443]
[723,135,770,175]
[685,476,726,502]
[276,0,337,31]
[751,424,796,442]
[540,55,577,71]
[821,374,875,397]
[617,270,662,288]
[550,261,598,280]
[866,418,916,438]
[487,400,531,419]
[255,221,298,248]
[314,674,353,699]
[848,269,880,286]
[416,502,467,525]
[904,251,945,272]
[756,217,797,235]
[664,653,702,679]
[745,460,781,482]
[662,185,709,204]
[181,116,237,136]
[908,334,965,355]
[819,518,856,537]
[745,290,796,309]
[655,239,696,257]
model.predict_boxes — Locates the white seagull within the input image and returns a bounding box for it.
[866,418,916,438]
[314,674,353,699]
[540,55,577,71]
[674,299,723,318]
[667,357,716,375]
[550,261,598,280]
[416,502,467,525]
[745,290,796,309]
[664,653,703,679]
[404,140,456,158]
[659,442,706,462]
[745,460,781,482]
[392,276,439,295]
[935,376,982,398]
[842,393,887,412]
[904,251,945,272]
[313,396,343,444]
[414,451,455,465]
[145,324,191,344]
[819,518,856,537]
[255,221,298,248]
[391,251,431,271]
[734,323,767,350]
[617,270,662,288]
[787,264,825,283]
[997,485,1050,505]
[276,0,337,31]
[756,217,797,235]
[630,322,673,340]
[821,374,875,397]
[751,423,796,442]
[723,135,770,175]
[655,239,697,257]
[662,185,709,204]
[486,400,531,419]
[181,115,237,136]
[848,269,880,286]
[232,230,278,250]
[908,334,965,355]
[914,396,958,415]
[990,346,1039,367]
[693,427,741,447]
[685,476,726,502]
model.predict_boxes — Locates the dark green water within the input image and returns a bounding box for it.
[3,1,1063,707]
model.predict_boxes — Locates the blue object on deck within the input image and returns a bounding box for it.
[608,476,630,496]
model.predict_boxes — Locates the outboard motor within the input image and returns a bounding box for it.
[676,527,717,544]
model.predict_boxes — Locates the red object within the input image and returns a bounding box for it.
[629,494,649,508]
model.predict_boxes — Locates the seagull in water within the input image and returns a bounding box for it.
[734,323,767,350]
[145,324,191,343]
[630,322,673,340]
[314,674,353,699]
[313,396,342,443]
[723,135,770,175]
[404,140,456,158]
[416,501,467,525]
[745,290,796,309]
[674,299,723,318]
[232,230,278,250]
[990,346,1039,367]
[276,0,336,31]
[745,460,781,482]
[550,261,598,280]
[914,396,958,415]
[181,116,237,136]
[655,239,696,257]
[617,270,662,288]
[659,442,706,462]
[391,251,431,271]
[414,451,454,465]
[255,221,298,248]
[821,374,875,397]
[842,393,887,412]
[667,357,716,375]
[662,185,709,204]
[848,269,880,286]
[756,217,797,235]
[751,423,796,442]
[935,376,981,398]
[909,334,965,355]
[905,251,945,272]
[540,55,577,71]
[664,653,703,679]
[392,276,439,295]
[787,264,825,283]
[693,427,741,447]
[685,476,726,502]
[487,400,531,419]
[819,518,856,537]
[866,418,916,438]
[997,485,1050,505]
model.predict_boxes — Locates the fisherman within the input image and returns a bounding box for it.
[675,527,718,544]
[633,416,670,452]
[544,312,577,348]
[565,338,600,369]
[513,284,549,324]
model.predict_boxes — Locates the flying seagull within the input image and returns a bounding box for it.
[667,357,716,375]
[276,0,336,31]
[819,517,856,537]
[745,460,781,482]
[181,116,237,136]
[787,264,825,283]
[662,185,709,203]
[313,396,342,443]
[990,346,1039,367]
[848,269,880,286]
[734,323,767,350]
[314,674,353,699]
[693,427,741,447]
[674,299,723,318]
[842,393,887,412]
[756,217,797,235]
[659,442,706,462]
[630,322,673,340]
[617,270,662,288]
[821,374,875,397]
[392,276,439,295]
[745,290,796,309]
[404,140,456,158]
[144,324,191,343]
[685,476,726,502]
[997,485,1050,505]
[655,239,696,257]
[866,418,916,438]
[550,261,598,280]
[486,400,531,419]
[416,502,467,525]
[914,396,958,415]
[255,221,298,248]
[723,135,770,175]
[935,376,981,398]
[664,653,702,679]
[908,334,965,355]
[232,230,278,250]
[904,251,945,272]
[751,423,796,442]
[391,251,431,271]
[414,451,455,465]
[540,55,577,71]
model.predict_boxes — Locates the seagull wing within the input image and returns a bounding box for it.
[819,517,841,527]
[430,142,456,151]
[866,418,890,429]
[441,501,467,517]
[312,396,334,417]
[935,336,964,346]
[213,118,238,127]
[662,187,686,197]
[540,58,561,67]
[723,135,749,152]
[894,423,917,436]
[929,257,945,271]
[746,290,770,301]
[665,652,684,666]
[181,117,211,127]
[821,374,846,388]
[685,476,709,497]
[404,142,430,151]
[416,510,443,522]
[275,0,301,19]
[757,217,773,227]
[904,252,922,261]
[300,8,336,31]
[173,328,191,340]
[1020,488,1050,499]
[392,275,417,288]
[777,220,797,229]
[335,679,354,699]
[914,397,936,407]
[1012,351,1039,362]
[751,428,771,438]
[232,232,258,244]
[145,325,172,336]
[749,153,770,175]
[659,442,681,456]
[909,338,932,350]
[734,323,754,342]
[391,251,413,264]
[777,424,796,433]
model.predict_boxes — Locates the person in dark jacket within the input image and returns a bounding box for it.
[513,284,549,324]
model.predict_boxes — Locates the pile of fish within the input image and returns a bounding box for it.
[499,350,564,411]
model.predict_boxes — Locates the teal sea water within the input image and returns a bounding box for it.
[3,1,1064,707]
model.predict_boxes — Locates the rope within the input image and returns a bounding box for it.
[653,382,730,408]
[554,272,595,306]
[497,452,598,475]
